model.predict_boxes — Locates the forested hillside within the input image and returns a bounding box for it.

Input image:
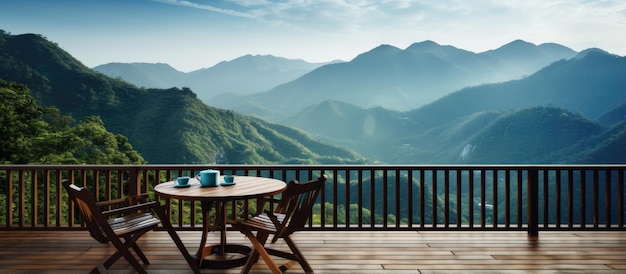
[0,30,366,164]
[0,79,145,164]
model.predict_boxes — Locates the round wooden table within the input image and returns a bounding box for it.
[154,175,286,269]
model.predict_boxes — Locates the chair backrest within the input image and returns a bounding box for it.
[62,180,109,243]
[273,175,326,238]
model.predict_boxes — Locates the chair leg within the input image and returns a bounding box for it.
[109,237,148,274]
[91,265,106,274]
[155,205,202,274]
[251,231,270,263]
[131,240,150,265]
[239,229,281,274]
[102,250,122,269]
[284,235,313,273]
[240,230,261,274]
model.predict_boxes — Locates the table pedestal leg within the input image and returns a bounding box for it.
[196,200,251,269]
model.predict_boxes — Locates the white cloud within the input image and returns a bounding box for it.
[152,0,258,18]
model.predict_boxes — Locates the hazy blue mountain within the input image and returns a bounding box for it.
[284,50,625,164]
[93,62,185,88]
[187,54,335,99]
[221,40,576,120]
[406,50,626,128]
[597,103,626,126]
[479,40,576,75]
[94,55,333,104]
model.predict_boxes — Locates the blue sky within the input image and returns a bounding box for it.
[1,0,624,72]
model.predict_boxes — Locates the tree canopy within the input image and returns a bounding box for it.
[0,79,145,164]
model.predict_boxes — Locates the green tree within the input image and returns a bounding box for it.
[0,79,46,163]
[31,116,145,164]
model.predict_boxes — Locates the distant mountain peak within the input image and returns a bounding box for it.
[406,40,441,50]
[352,44,402,62]
[482,39,576,67]
[575,48,611,59]
[363,44,402,55]
[494,39,538,53]
[372,44,402,53]
[405,40,471,59]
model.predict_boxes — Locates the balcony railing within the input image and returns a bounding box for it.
[1,165,624,236]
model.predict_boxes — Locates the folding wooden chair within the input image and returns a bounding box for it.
[229,175,326,274]
[62,179,200,274]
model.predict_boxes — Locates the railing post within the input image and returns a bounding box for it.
[527,167,539,237]
[128,166,140,196]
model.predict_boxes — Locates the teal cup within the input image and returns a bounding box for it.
[176,176,190,186]
[224,175,235,183]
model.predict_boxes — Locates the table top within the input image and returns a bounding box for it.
[154,175,286,201]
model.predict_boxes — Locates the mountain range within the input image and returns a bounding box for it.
[95,40,578,121]
[0,30,365,164]
[93,55,334,104]
[283,49,626,163]
[2,29,625,164]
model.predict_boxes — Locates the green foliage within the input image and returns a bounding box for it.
[0,79,145,164]
[0,79,46,163]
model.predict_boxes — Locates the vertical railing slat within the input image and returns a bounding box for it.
[480,169,486,228]
[19,170,25,228]
[408,169,414,228]
[617,169,626,229]
[468,169,474,228]
[593,169,599,228]
[444,169,450,228]
[431,169,437,228]
[517,170,523,228]
[527,168,539,237]
[555,169,561,228]
[31,169,37,227]
[455,169,462,228]
[418,169,424,228]
[567,169,574,228]
[605,170,611,228]
[345,168,351,228]
[395,169,401,228]
[505,169,511,228]
[493,169,498,228]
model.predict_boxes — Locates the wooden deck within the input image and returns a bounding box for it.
[0,230,625,273]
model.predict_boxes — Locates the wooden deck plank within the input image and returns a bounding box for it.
[0,230,625,273]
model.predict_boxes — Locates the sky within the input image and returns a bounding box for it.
[1,0,624,72]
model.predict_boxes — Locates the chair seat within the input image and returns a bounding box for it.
[241,213,286,232]
[108,213,160,236]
